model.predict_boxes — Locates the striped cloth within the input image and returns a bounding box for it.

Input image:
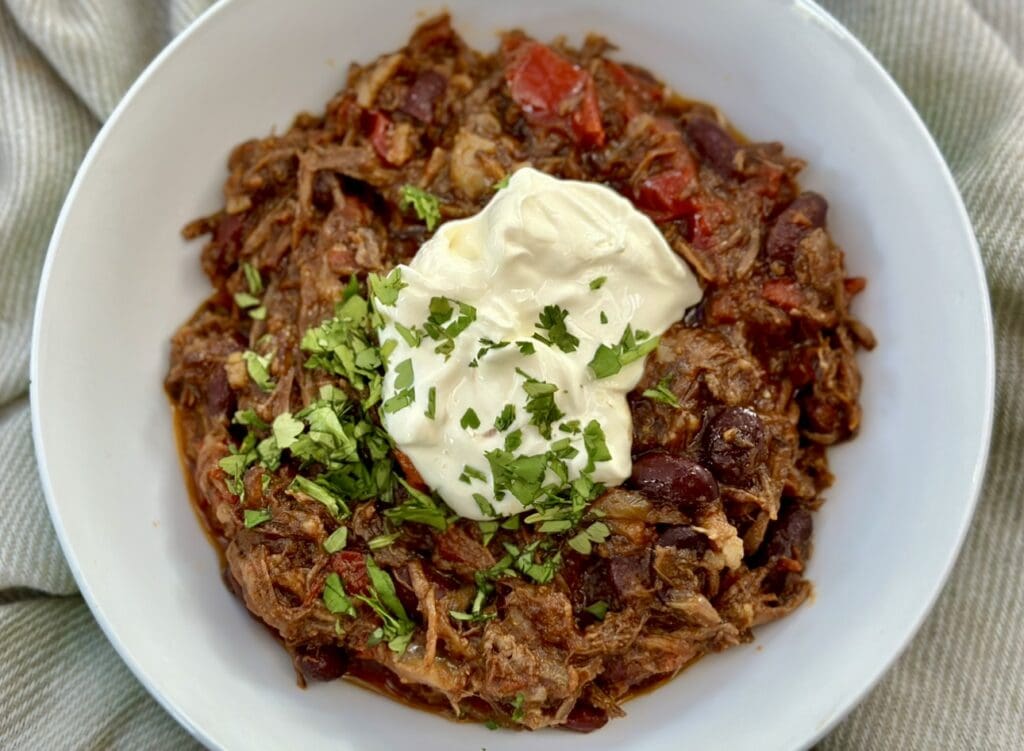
[1,1,1021,747]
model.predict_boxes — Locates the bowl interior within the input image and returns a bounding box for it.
[31,1,993,749]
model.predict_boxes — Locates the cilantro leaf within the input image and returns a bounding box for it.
[242,350,275,391]
[589,276,607,290]
[323,572,356,617]
[588,325,660,379]
[584,600,609,620]
[642,376,681,408]
[398,185,442,231]
[242,262,263,295]
[289,475,349,518]
[243,508,272,528]
[358,557,416,653]
[533,305,579,353]
[516,368,564,439]
[494,404,516,431]
[461,408,481,430]
[368,268,407,307]
[582,420,612,472]
[425,386,437,419]
[323,526,348,553]
[271,412,304,450]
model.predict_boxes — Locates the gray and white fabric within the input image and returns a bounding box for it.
[1,1,1021,748]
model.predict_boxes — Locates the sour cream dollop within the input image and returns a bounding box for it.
[376,168,702,519]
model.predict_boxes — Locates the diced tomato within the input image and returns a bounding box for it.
[690,196,733,249]
[635,166,697,221]
[843,276,867,296]
[393,449,427,491]
[503,38,605,148]
[762,279,803,311]
[368,110,393,162]
[330,551,370,595]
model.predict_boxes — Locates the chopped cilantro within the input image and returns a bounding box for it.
[494,404,516,431]
[461,408,481,430]
[358,557,416,653]
[368,531,401,550]
[384,478,449,530]
[473,493,497,517]
[271,412,304,450]
[242,350,275,391]
[582,420,612,472]
[493,174,511,191]
[323,572,356,617]
[394,321,421,347]
[394,358,414,390]
[516,368,564,439]
[460,465,488,484]
[425,386,437,419]
[450,609,497,623]
[567,521,611,555]
[642,376,681,408]
[323,526,348,553]
[289,475,349,518]
[249,305,267,321]
[242,262,263,295]
[533,305,579,353]
[382,389,414,414]
[398,185,442,231]
[234,291,261,309]
[599,310,608,324]
[588,325,660,379]
[368,268,407,307]
[589,276,607,290]
[511,692,526,723]
[584,600,610,620]
[516,341,536,356]
[243,508,272,528]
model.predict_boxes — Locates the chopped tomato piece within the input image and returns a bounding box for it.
[762,279,803,311]
[330,551,370,595]
[503,38,605,147]
[368,110,393,162]
[635,166,697,221]
[690,196,733,249]
[844,276,867,296]
[393,449,427,491]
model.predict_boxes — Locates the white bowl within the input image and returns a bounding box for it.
[31,0,994,749]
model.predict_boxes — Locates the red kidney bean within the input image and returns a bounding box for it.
[609,551,653,602]
[685,117,740,177]
[401,70,447,123]
[763,507,813,564]
[563,701,609,732]
[294,644,348,682]
[765,192,828,268]
[657,525,709,555]
[701,407,767,486]
[630,452,720,509]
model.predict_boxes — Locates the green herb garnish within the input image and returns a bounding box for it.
[533,305,579,353]
[642,375,681,408]
[588,325,660,379]
[398,185,442,231]
[242,350,275,391]
[243,508,272,528]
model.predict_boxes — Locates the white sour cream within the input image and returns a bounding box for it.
[376,168,702,519]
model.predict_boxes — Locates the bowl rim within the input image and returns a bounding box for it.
[29,0,996,748]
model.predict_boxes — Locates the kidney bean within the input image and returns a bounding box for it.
[657,525,709,555]
[763,507,813,564]
[401,69,446,123]
[685,117,740,177]
[630,452,719,509]
[563,701,609,732]
[609,552,653,602]
[766,192,828,268]
[294,644,348,682]
[701,407,767,486]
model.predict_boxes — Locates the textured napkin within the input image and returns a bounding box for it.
[1,1,1021,747]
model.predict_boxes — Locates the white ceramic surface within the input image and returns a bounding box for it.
[31,1,994,749]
